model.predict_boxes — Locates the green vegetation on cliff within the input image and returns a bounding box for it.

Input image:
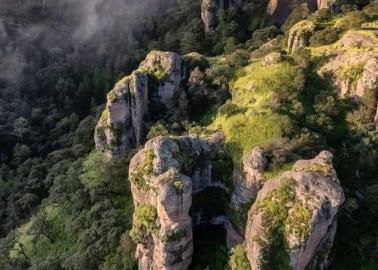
[1,1,378,270]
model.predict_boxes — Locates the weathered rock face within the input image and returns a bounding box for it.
[129,133,233,270]
[139,51,186,109]
[94,72,148,160]
[267,0,317,26]
[317,0,342,11]
[245,151,345,270]
[266,0,347,26]
[94,51,186,160]
[318,31,378,126]
[231,147,267,213]
[201,0,243,32]
[318,34,378,98]
[287,20,315,53]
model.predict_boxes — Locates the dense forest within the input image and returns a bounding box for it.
[0,0,378,269]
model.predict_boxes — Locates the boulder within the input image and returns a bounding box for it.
[245,151,345,270]
[129,133,233,270]
[94,51,186,160]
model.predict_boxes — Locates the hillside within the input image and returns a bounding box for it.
[0,0,378,270]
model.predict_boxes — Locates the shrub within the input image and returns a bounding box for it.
[217,103,244,117]
[129,205,158,244]
[147,122,169,140]
[80,151,106,190]
[338,62,365,89]
[229,244,251,270]
[363,2,378,20]
[227,49,250,67]
[205,63,234,89]
[309,28,341,46]
[246,26,281,49]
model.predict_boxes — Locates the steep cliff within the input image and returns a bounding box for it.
[245,151,345,270]
[95,51,186,160]
[128,133,233,270]
[267,0,317,26]
[317,0,343,11]
[231,147,267,221]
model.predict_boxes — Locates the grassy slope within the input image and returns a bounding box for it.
[209,60,298,167]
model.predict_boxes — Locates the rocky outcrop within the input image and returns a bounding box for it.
[266,0,346,26]
[287,20,315,53]
[245,151,345,270]
[129,133,233,270]
[318,43,378,98]
[94,51,186,160]
[318,31,378,126]
[201,0,243,32]
[318,31,378,97]
[231,147,267,212]
[267,0,317,26]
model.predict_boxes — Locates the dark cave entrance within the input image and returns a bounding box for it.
[189,187,230,270]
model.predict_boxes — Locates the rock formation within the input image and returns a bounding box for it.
[266,0,346,26]
[319,52,378,98]
[318,31,378,126]
[317,0,343,11]
[201,0,243,32]
[267,0,317,26]
[231,147,267,214]
[94,51,186,160]
[287,20,315,53]
[245,151,345,270]
[128,133,233,270]
[204,0,346,31]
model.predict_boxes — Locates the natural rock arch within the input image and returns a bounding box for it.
[128,133,234,270]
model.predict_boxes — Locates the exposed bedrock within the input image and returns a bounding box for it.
[245,151,345,270]
[128,133,234,270]
[94,50,186,160]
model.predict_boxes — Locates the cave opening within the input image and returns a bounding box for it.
[189,187,230,270]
